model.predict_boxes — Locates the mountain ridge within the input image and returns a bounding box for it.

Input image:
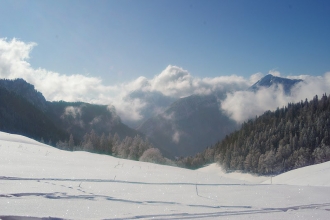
[137,74,306,157]
[137,94,238,157]
[0,78,48,112]
[0,78,142,146]
[249,74,303,94]
[0,74,307,158]
[0,86,68,144]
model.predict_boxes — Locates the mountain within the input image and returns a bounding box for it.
[48,101,141,140]
[137,94,238,157]
[137,75,304,158]
[0,86,68,143]
[249,74,303,94]
[0,78,48,112]
[180,94,330,175]
[0,78,141,145]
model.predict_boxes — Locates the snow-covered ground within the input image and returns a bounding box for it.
[261,162,330,187]
[1,132,330,219]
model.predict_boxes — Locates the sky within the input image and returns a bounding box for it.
[1,0,330,125]
[1,0,330,81]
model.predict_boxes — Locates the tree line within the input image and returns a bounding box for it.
[55,130,173,165]
[177,94,330,175]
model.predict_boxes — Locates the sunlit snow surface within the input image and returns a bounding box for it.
[1,132,330,219]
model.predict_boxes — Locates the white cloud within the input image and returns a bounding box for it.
[172,131,181,144]
[0,38,115,104]
[61,105,85,128]
[249,72,264,84]
[114,97,147,122]
[2,38,328,127]
[159,112,182,144]
[63,106,82,118]
[269,69,281,77]
[90,116,102,125]
[149,65,249,97]
[221,73,330,123]
[221,85,290,123]
[0,38,251,126]
[0,38,36,78]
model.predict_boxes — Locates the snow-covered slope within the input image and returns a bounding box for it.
[199,162,330,186]
[197,163,268,184]
[0,132,45,146]
[262,162,330,186]
[1,131,330,219]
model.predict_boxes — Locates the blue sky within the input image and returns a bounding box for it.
[1,0,330,85]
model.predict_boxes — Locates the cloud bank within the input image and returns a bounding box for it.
[1,38,329,126]
[0,38,249,126]
[221,74,330,123]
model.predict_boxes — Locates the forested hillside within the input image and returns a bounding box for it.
[178,94,330,175]
[48,101,141,141]
[0,79,142,146]
[0,86,68,143]
[0,78,48,112]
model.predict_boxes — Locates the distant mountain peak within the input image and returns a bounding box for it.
[249,74,303,94]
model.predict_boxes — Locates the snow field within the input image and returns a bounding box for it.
[1,132,330,219]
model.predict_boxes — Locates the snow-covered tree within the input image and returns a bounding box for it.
[140,148,165,164]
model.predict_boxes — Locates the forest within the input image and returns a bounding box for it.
[55,131,172,165]
[177,94,330,175]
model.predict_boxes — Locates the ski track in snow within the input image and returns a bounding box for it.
[2,203,330,220]
[2,176,330,219]
[0,176,259,186]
